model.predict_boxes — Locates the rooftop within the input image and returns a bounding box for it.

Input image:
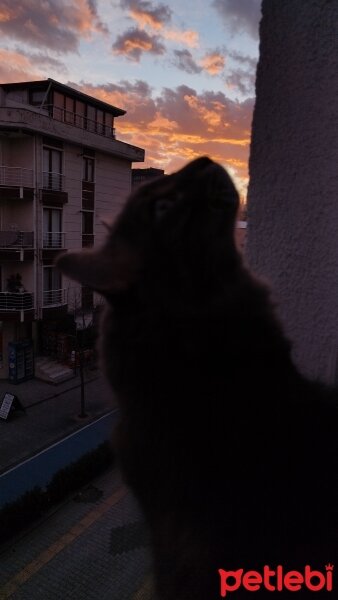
[0,78,125,117]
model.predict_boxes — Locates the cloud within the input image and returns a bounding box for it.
[0,47,67,82]
[120,0,171,30]
[200,51,225,75]
[163,29,199,48]
[18,49,68,74]
[172,50,201,74]
[112,27,165,61]
[0,48,40,82]
[212,0,261,39]
[76,80,254,197]
[120,0,198,49]
[0,0,108,53]
[229,50,258,70]
[226,68,255,96]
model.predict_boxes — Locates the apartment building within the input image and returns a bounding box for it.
[0,78,144,381]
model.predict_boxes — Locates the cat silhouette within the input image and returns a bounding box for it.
[57,157,337,599]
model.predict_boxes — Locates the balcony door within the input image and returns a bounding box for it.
[43,208,62,248]
[43,266,62,306]
[43,147,63,191]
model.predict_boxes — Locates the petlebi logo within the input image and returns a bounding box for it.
[218,565,334,596]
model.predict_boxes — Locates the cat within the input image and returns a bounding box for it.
[57,157,337,599]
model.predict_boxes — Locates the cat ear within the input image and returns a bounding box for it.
[56,242,141,293]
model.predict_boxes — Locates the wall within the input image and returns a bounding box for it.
[246,0,338,383]
[95,154,131,237]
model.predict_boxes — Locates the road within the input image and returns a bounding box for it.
[0,468,154,600]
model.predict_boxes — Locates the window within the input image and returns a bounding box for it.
[105,113,114,137]
[43,208,62,248]
[65,96,75,124]
[75,100,85,128]
[96,109,104,134]
[30,89,46,106]
[83,157,95,182]
[43,267,62,305]
[82,211,94,247]
[53,91,64,121]
[86,105,96,133]
[43,147,63,191]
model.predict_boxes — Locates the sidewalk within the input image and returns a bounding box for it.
[0,467,154,600]
[0,371,117,474]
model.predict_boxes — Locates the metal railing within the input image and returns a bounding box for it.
[43,232,65,249]
[0,166,34,188]
[43,288,66,307]
[44,105,116,139]
[0,292,34,311]
[0,231,34,248]
[82,234,95,248]
[42,171,64,192]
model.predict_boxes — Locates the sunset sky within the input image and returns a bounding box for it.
[0,0,261,199]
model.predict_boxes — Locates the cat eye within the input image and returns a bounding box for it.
[154,198,174,220]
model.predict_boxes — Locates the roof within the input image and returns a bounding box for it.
[0,78,126,117]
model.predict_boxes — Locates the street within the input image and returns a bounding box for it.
[0,467,154,600]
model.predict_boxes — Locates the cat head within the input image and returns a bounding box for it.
[57,156,240,299]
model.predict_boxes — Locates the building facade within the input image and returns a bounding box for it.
[132,167,165,188]
[0,78,144,381]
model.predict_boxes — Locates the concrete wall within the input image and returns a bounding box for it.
[246,0,338,384]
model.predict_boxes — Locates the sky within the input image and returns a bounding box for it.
[0,0,262,200]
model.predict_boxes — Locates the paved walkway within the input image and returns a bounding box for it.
[0,467,155,600]
[0,371,116,473]
[0,372,155,598]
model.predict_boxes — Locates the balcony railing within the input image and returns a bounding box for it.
[43,232,65,249]
[0,292,34,311]
[0,231,34,248]
[43,288,67,307]
[82,234,95,248]
[42,171,64,192]
[0,166,34,188]
[44,105,116,139]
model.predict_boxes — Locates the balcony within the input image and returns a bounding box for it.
[0,231,34,260]
[42,171,64,192]
[43,288,67,307]
[0,231,34,248]
[41,172,68,206]
[43,232,65,249]
[0,166,34,201]
[46,105,116,139]
[0,166,34,188]
[41,232,66,259]
[0,292,34,322]
[82,234,95,248]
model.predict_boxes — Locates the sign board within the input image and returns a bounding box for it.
[0,393,25,421]
[0,393,15,420]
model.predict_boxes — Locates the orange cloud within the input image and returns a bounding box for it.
[77,81,254,198]
[112,28,165,61]
[129,8,164,30]
[184,94,222,128]
[0,49,40,82]
[0,48,67,83]
[0,0,108,53]
[164,29,199,48]
[121,0,172,30]
[200,52,225,75]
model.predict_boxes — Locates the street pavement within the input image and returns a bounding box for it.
[0,372,155,598]
[0,371,116,474]
[0,467,155,600]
